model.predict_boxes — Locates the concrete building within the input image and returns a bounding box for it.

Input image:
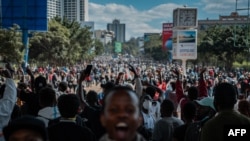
[47,0,88,22]
[198,12,249,30]
[107,19,126,43]
[62,0,88,22]
[94,30,115,45]
[47,0,62,19]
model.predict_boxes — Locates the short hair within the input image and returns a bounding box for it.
[213,83,237,110]
[183,102,196,120]
[145,86,156,99]
[103,86,139,112]
[86,90,98,104]
[188,86,198,101]
[34,76,47,93]
[57,94,80,118]
[3,115,47,141]
[161,99,175,116]
[58,81,68,92]
[238,100,250,115]
[39,87,56,107]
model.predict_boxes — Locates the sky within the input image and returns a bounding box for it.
[88,0,249,41]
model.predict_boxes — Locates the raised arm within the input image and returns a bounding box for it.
[26,67,35,92]
[0,64,17,138]
[199,68,208,98]
[128,64,143,97]
[172,69,185,103]
[77,70,89,108]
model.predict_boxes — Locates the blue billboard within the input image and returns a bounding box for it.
[1,0,48,31]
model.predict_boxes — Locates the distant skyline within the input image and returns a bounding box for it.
[88,0,249,40]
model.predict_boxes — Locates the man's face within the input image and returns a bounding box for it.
[8,129,43,141]
[101,90,141,141]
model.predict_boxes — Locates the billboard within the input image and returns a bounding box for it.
[172,30,197,60]
[162,23,173,51]
[1,0,48,31]
[115,42,122,53]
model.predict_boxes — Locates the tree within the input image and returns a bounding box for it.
[198,25,248,69]
[29,17,94,65]
[143,34,169,61]
[0,24,23,63]
[94,39,104,55]
[29,19,70,65]
[123,37,140,56]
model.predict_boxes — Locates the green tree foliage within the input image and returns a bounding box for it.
[122,37,140,56]
[94,39,104,56]
[198,25,248,69]
[0,24,23,62]
[143,34,169,61]
[29,19,70,65]
[29,17,94,65]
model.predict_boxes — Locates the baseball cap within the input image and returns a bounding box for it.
[195,97,215,111]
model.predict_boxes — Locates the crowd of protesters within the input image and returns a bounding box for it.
[0,56,250,141]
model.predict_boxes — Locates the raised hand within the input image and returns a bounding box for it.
[79,70,87,83]
[26,67,33,76]
[128,64,138,77]
[171,68,180,76]
[0,69,12,78]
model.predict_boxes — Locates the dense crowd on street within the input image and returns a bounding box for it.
[0,57,250,141]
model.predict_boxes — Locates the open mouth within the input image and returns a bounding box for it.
[115,122,129,139]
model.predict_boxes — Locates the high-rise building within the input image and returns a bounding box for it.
[107,19,126,43]
[63,0,88,22]
[47,0,88,22]
[47,0,62,19]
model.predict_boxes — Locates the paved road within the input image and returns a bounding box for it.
[84,83,103,93]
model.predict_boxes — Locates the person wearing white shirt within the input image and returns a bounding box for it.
[0,68,17,141]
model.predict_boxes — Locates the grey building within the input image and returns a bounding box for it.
[47,0,88,22]
[107,19,126,43]
[47,0,62,19]
[198,12,249,30]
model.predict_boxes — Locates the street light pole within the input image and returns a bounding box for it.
[235,0,250,68]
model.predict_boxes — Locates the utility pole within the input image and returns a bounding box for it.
[235,0,250,68]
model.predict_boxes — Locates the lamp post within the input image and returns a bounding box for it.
[235,0,250,68]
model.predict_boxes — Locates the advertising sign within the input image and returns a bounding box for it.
[162,23,173,51]
[172,30,197,60]
[115,42,122,53]
[1,0,48,31]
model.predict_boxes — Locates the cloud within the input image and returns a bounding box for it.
[89,2,181,40]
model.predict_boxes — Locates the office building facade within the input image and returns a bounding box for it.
[63,0,88,22]
[47,0,88,22]
[47,0,62,19]
[107,19,126,43]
